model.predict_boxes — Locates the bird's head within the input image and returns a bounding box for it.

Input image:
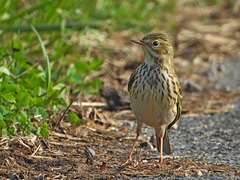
[131,33,174,66]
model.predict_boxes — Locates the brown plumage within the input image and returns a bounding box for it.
[123,33,182,165]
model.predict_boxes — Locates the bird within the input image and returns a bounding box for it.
[123,33,182,165]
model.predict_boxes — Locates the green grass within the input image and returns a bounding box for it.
[31,26,51,90]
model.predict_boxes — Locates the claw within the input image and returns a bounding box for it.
[121,156,132,166]
[122,134,139,166]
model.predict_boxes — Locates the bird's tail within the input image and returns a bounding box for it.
[156,129,171,155]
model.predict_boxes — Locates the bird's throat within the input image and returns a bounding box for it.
[143,48,162,66]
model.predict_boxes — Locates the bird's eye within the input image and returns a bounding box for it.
[153,41,159,46]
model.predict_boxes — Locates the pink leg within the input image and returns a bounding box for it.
[122,133,140,166]
[159,134,163,163]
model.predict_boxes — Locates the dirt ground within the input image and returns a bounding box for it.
[1,2,240,179]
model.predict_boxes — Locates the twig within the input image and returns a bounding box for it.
[17,138,32,154]
[72,101,108,108]
[30,145,41,157]
[58,91,81,125]
[10,63,39,79]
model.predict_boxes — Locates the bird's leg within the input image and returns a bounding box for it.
[159,134,164,163]
[122,133,140,166]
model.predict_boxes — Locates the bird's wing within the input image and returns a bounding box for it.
[168,75,182,130]
[128,69,138,92]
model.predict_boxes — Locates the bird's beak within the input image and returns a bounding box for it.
[131,40,146,46]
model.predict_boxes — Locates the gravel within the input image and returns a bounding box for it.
[171,110,240,166]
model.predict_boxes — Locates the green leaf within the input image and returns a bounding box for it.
[11,39,23,53]
[2,84,16,93]
[0,106,10,116]
[0,76,8,92]
[43,122,49,128]
[66,66,76,77]
[43,89,62,106]
[0,120,6,129]
[75,61,89,74]
[1,92,16,102]
[86,78,102,93]
[19,110,28,121]
[53,83,65,90]
[90,78,102,89]
[37,122,49,137]
[16,56,29,66]
[11,40,24,63]
[0,47,5,56]
[6,126,15,136]
[68,73,84,84]
[17,111,32,136]
[35,107,48,119]
[16,92,32,108]
[90,59,103,69]
[66,66,84,84]
[41,127,49,137]
[37,127,49,138]
[31,97,43,105]
[0,66,10,75]
[66,111,81,124]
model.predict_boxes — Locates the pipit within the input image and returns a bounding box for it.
[123,33,182,165]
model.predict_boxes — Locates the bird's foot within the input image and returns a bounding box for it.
[159,156,163,164]
[121,156,132,166]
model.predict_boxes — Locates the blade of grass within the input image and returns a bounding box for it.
[31,26,51,90]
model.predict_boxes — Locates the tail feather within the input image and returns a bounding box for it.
[163,129,171,155]
[156,129,171,155]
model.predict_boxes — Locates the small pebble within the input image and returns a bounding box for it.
[139,142,153,149]
[8,172,18,179]
[84,147,96,165]
[196,170,203,176]
[184,80,203,92]
[201,169,208,173]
